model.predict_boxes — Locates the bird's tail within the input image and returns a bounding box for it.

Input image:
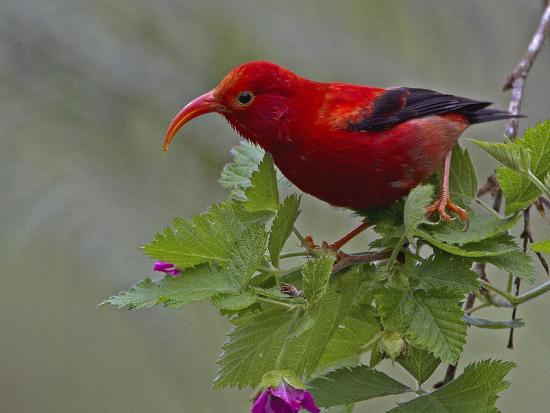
[465,108,524,124]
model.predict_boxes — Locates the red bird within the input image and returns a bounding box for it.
[163,61,514,249]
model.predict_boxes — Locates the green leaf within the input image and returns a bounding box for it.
[463,315,524,329]
[410,253,479,294]
[404,184,434,242]
[260,370,306,390]
[470,122,550,211]
[214,306,289,389]
[377,288,466,363]
[268,194,301,267]
[416,231,522,258]
[309,365,413,407]
[405,289,466,364]
[376,288,411,333]
[214,271,361,388]
[212,292,257,311]
[102,265,237,310]
[219,141,292,200]
[219,141,265,200]
[469,138,530,172]
[225,222,267,289]
[389,360,515,412]
[477,252,534,282]
[245,153,279,212]
[498,168,531,214]
[287,308,315,338]
[109,221,267,311]
[397,347,440,385]
[448,144,478,203]
[497,121,550,214]
[360,201,404,239]
[317,308,382,372]
[303,256,336,307]
[531,240,550,254]
[143,202,242,269]
[280,271,361,375]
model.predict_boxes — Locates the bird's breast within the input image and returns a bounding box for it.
[268,115,467,209]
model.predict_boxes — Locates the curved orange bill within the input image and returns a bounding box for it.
[163,90,219,152]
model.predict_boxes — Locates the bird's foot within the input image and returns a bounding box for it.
[303,222,370,263]
[302,235,319,254]
[426,193,469,230]
[302,236,347,261]
[303,235,390,274]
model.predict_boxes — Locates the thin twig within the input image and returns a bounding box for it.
[476,3,550,198]
[477,175,499,198]
[509,208,530,348]
[478,278,550,307]
[292,226,306,245]
[503,2,550,138]
[467,302,491,314]
[332,251,391,274]
[503,2,550,91]
[502,1,549,349]
[464,293,476,311]
[434,365,457,389]
[437,3,550,386]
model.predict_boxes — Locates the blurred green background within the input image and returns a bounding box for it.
[1,1,549,412]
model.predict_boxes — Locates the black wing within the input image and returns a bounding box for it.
[347,87,513,132]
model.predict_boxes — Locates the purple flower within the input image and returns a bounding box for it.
[153,261,181,277]
[251,382,320,413]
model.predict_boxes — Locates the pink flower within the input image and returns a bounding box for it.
[153,261,181,277]
[251,382,320,413]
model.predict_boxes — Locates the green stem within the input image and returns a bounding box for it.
[467,303,491,314]
[256,297,299,310]
[258,266,277,274]
[358,332,383,352]
[516,279,550,304]
[506,273,513,294]
[386,232,407,270]
[527,170,550,199]
[279,251,308,259]
[479,279,550,306]
[403,250,423,262]
[479,280,516,304]
[275,308,303,368]
[292,226,305,244]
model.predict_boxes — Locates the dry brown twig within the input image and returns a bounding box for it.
[436,2,550,388]
[505,2,550,349]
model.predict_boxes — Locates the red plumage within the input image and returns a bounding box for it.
[163,61,513,220]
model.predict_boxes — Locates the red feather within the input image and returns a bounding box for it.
[164,61,513,210]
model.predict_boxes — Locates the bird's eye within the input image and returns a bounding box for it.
[237,91,253,105]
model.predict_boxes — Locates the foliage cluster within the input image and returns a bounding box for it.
[104,121,550,412]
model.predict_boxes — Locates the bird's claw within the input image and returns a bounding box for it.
[426,195,469,231]
[302,236,347,261]
[302,235,319,254]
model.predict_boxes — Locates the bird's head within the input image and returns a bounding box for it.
[163,61,303,152]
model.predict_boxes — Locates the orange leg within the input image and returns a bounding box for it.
[426,150,469,228]
[304,222,370,257]
[327,222,370,251]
